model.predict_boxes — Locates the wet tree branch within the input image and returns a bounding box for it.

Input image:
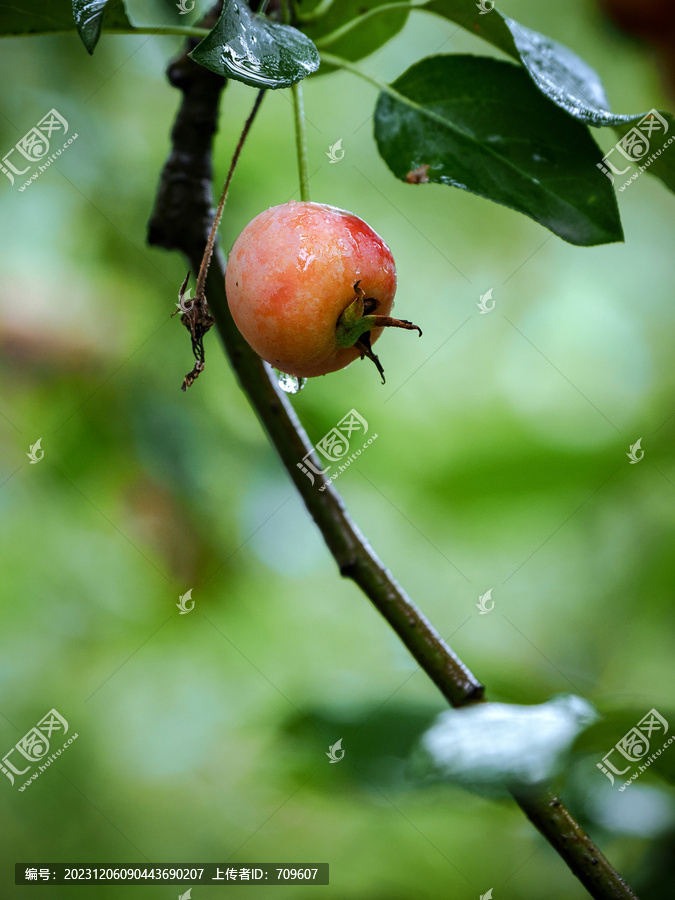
[147,16,639,899]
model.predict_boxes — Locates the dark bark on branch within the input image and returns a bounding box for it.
[146,7,224,260]
[147,21,639,900]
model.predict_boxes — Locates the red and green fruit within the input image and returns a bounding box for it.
[225,200,420,380]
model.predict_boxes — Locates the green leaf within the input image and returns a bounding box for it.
[422,0,675,194]
[189,0,320,89]
[0,0,74,36]
[504,19,627,127]
[414,694,598,794]
[72,0,131,53]
[374,55,623,246]
[301,0,411,68]
[0,0,133,47]
[424,0,623,126]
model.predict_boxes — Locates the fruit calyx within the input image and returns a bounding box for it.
[335,281,422,383]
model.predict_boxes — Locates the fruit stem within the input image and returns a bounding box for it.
[292,81,311,202]
[280,0,311,203]
[105,26,210,38]
[319,52,387,92]
[194,88,266,301]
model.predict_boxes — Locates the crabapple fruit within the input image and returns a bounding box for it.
[225,201,420,381]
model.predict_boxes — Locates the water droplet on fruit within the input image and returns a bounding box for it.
[297,247,316,271]
[274,369,307,394]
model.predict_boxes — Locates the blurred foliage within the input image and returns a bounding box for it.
[0,0,674,897]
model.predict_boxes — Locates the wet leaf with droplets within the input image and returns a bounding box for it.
[190,0,320,89]
[424,0,626,126]
[71,0,133,53]
[422,0,675,194]
[374,56,623,246]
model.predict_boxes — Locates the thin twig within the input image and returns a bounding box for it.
[194,88,266,301]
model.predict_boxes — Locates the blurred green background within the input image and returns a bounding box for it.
[1,0,674,897]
